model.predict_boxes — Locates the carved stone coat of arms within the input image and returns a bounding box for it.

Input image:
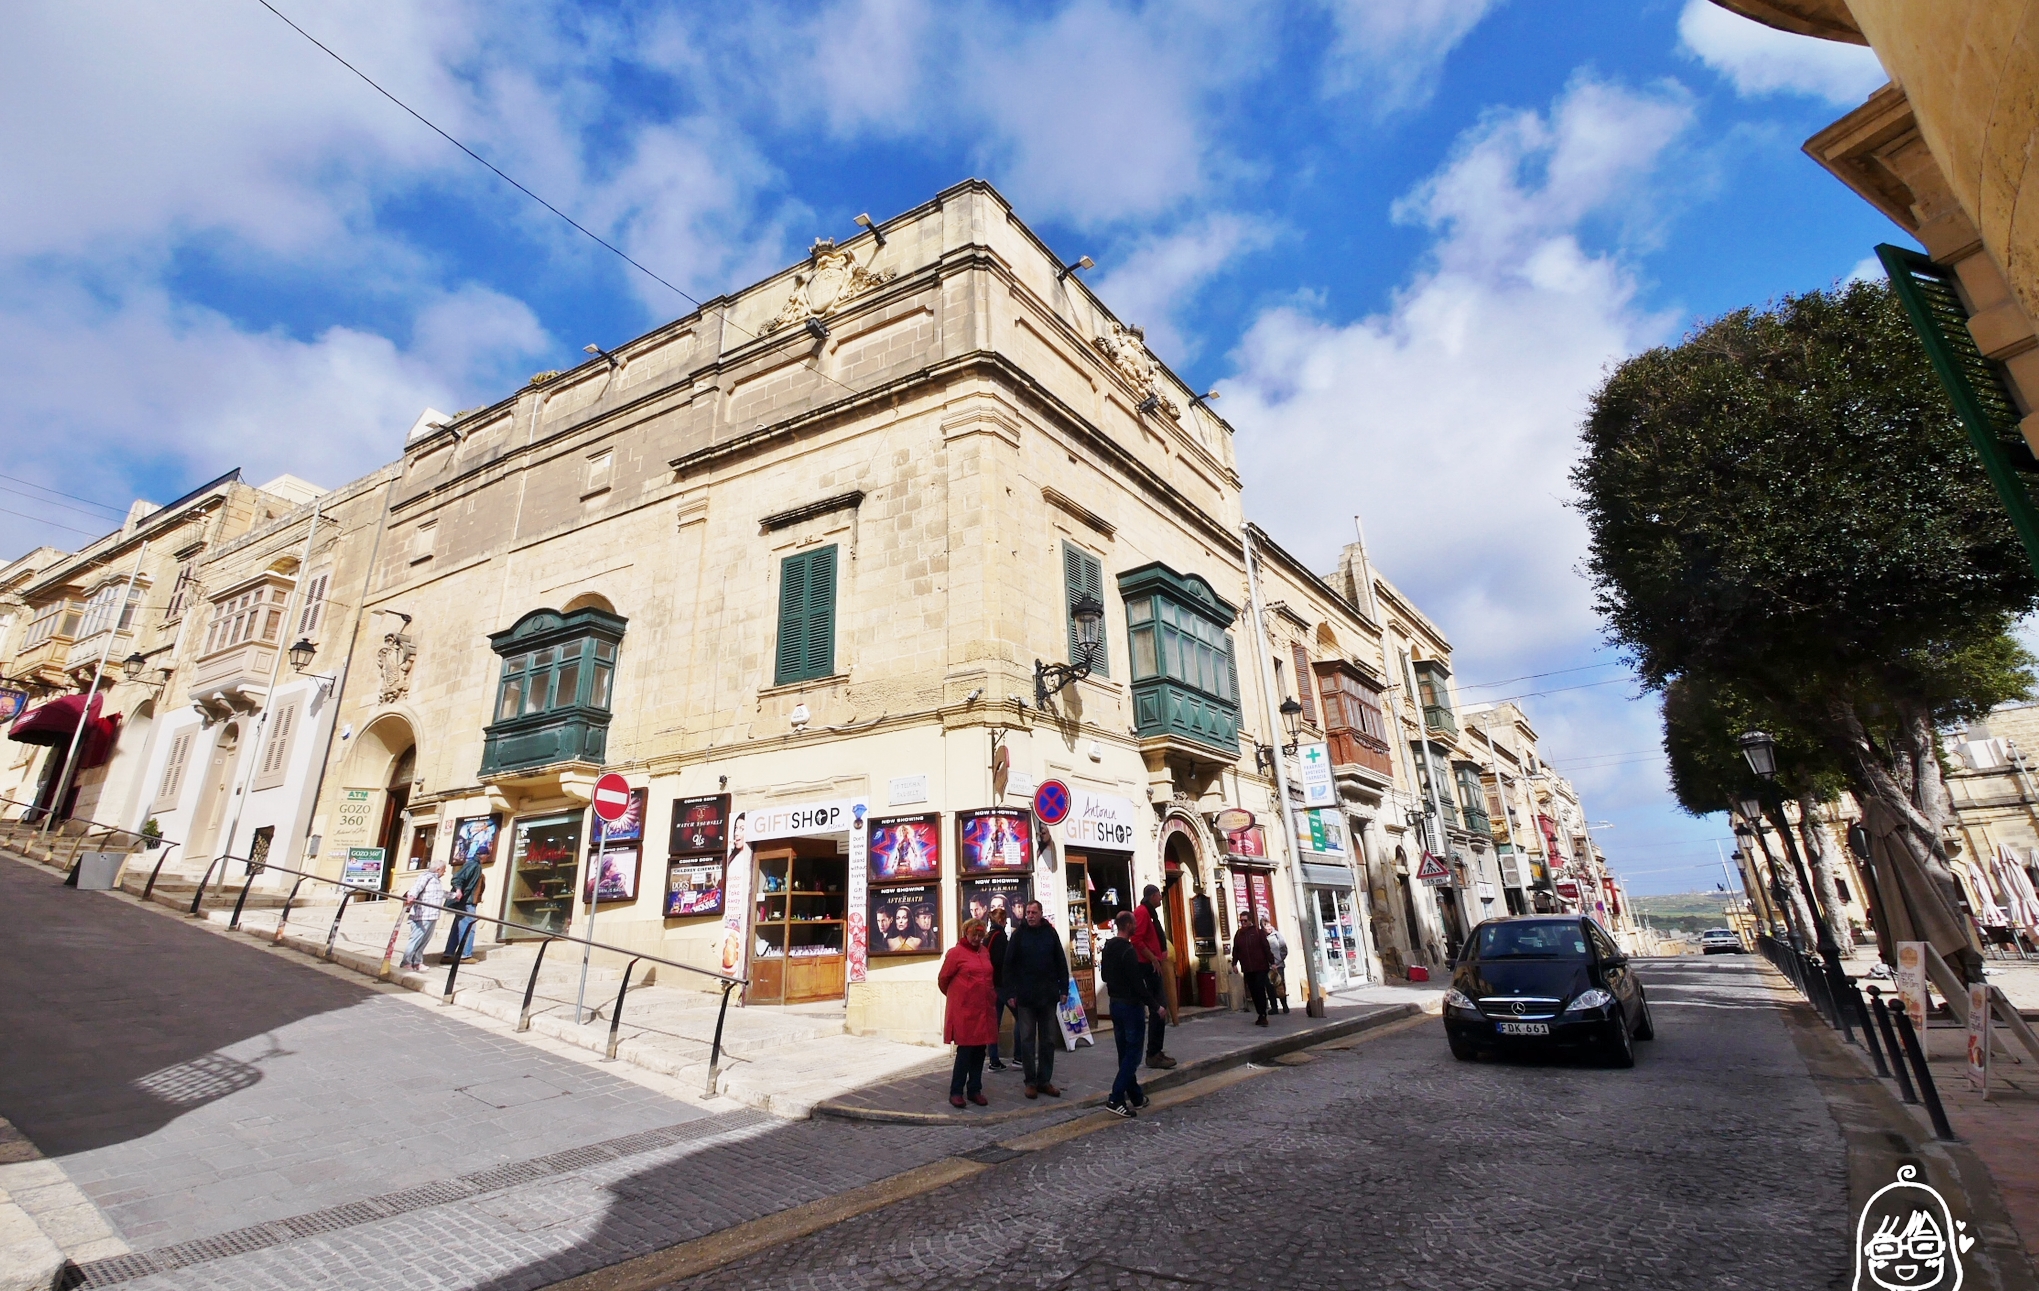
[1093,322,1180,419]
[761,238,894,333]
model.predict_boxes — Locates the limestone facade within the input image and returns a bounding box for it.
[2,180,1632,1042]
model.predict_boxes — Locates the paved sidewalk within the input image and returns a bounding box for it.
[813,997,1419,1123]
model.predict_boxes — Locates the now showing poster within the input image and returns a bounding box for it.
[959,808,1033,873]
[870,881,941,955]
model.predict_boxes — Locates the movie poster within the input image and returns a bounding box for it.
[597,788,647,844]
[665,857,726,917]
[669,794,730,856]
[959,875,1031,926]
[868,813,941,882]
[958,808,1033,873]
[869,881,942,955]
[450,814,502,870]
[583,846,640,904]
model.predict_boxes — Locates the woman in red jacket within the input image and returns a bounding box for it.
[939,918,998,1107]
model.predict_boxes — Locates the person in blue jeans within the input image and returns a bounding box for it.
[442,847,486,963]
[1099,911,1155,1117]
[983,906,1012,1070]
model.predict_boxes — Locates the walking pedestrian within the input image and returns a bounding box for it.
[400,860,447,971]
[442,845,486,964]
[1100,911,1155,1117]
[1131,884,1178,1069]
[939,918,997,1108]
[1266,921,1292,1015]
[984,905,1012,1071]
[1004,900,1070,1098]
[1232,911,1274,1025]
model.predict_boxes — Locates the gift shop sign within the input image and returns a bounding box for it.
[1056,790,1143,850]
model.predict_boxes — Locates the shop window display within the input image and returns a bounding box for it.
[750,847,847,1004]
[506,812,583,937]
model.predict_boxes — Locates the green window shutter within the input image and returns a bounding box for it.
[1063,542,1107,677]
[805,544,837,678]
[1224,635,1239,703]
[1877,243,2039,580]
[776,545,838,685]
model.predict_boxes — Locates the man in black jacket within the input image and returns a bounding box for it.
[984,905,1011,1071]
[1100,911,1155,1117]
[1004,901,1069,1098]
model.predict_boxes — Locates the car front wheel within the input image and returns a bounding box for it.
[1448,1033,1479,1061]
[1605,1012,1636,1068]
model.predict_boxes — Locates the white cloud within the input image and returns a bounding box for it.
[1677,0,1887,106]
[1316,0,1499,114]
[0,278,548,556]
[1088,213,1281,364]
[1227,74,1692,700]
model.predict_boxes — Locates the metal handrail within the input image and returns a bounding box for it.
[0,792,174,852]
[200,857,748,1096]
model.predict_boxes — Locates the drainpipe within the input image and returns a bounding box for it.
[218,498,323,867]
[1242,524,1326,1016]
[295,475,399,874]
[42,542,149,831]
[1402,651,1456,949]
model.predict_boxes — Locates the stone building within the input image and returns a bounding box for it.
[0,471,322,827]
[134,466,399,878]
[267,180,1387,1042]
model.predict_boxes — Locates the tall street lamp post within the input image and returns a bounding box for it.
[1739,730,1857,1012]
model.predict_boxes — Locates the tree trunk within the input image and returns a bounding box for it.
[1823,699,1984,982]
[1796,797,1852,952]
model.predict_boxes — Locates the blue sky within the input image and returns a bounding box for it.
[0,0,1897,894]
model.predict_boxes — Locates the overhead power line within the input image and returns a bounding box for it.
[0,473,127,517]
[1458,660,1628,691]
[248,0,876,412]
[0,505,103,538]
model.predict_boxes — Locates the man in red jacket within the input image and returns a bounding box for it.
[1131,885,1177,1068]
[1232,912,1274,1026]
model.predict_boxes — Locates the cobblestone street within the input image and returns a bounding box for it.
[648,955,1855,1291]
[10,847,2015,1291]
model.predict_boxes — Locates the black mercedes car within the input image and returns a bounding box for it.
[1442,916,1654,1066]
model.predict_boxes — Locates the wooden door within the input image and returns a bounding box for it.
[191,724,243,859]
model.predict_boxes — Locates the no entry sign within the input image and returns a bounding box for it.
[592,773,633,823]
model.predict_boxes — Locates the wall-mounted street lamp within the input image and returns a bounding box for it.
[1034,592,1104,707]
[804,317,830,343]
[1254,697,1307,773]
[1190,389,1220,410]
[582,343,619,369]
[853,212,886,248]
[1137,394,1161,415]
[288,638,338,700]
[121,651,171,690]
[1056,255,1095,282]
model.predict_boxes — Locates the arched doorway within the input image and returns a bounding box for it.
[343,714,417,893]
[190,720,244,861]
[103,699,154,830]
[1160,825,1200,1004]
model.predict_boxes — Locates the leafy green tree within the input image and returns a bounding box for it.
[1574,279,2036,978]
[1660,676,1850,950]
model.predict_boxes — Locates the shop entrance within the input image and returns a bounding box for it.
[1161,833,1198,1005]
[504,810,584,938]
[1312,886,1363,990]
[747,838,847,1005]
[1063,848,1133,1025]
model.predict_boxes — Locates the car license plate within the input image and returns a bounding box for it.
[1496,1022,1549,1036]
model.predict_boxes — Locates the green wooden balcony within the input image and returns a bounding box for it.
[1423,704,1458,738]
[1131,679,1240,755]
[480,708,611,778]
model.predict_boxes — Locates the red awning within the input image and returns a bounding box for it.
[8,693,121,768]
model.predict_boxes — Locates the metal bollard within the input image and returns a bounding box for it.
[518,939,556,1032]
[605,958,643,1060]
[1871,996,1918,1104]
[274,876,309,943]
[1891,1008,1956,1140]
[1853,984,1891,1078]
[706,979,737,1098]
[323,890,354,961]
[228,870,258,930]
[188,857,227,916]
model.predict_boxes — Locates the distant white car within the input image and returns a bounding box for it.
[1699,928,1745,955]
